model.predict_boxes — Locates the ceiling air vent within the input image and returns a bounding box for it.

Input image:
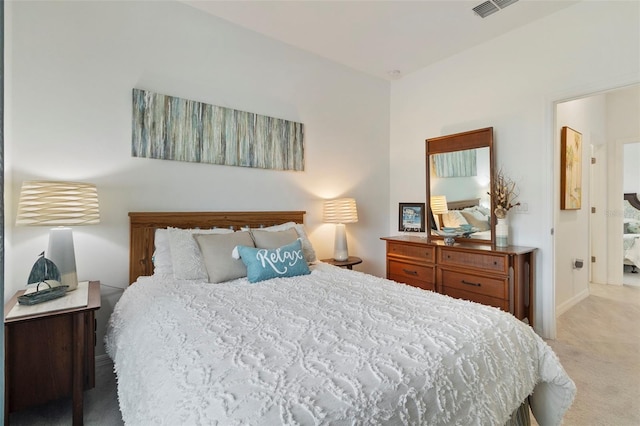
[473,0,519,18]
[473,1,499,18]
[493,0,519,9]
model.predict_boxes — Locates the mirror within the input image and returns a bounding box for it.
[426,127,495,244]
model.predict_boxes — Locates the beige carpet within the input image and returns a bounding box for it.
[541,282,640,425]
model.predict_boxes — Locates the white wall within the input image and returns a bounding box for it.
[623,143,640,194]
[611,86,640,197]
[390,1,640,337]
[5,1,390,356]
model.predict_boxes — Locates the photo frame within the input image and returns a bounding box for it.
[560,126,582,210]
[399,203,426,232]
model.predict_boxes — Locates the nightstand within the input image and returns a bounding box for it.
[321,256,363,270]
[4,281,101,426]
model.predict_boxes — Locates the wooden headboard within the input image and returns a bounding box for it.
[624,193,640,210]
[447,198,480,211]
[129,211,306,284]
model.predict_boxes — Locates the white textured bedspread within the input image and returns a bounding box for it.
[624,234,640,267]
[105,263,575,425]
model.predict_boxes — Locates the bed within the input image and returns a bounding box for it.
[106,211,575,425]
[623,193,640,272]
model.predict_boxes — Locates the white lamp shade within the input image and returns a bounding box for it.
[16,181,100,291]
[16,181,100,226]
[430,195,449,215]
[323,198,358,224]
[324,198,358,261]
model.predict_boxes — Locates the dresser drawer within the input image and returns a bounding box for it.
[439,268,508,300]
[387,242,435,262]
[442,287,509,311]
[439,247,508,274]
[388,260,435,291]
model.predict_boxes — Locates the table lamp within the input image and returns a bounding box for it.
[430,195,448,230]
[323,198,358,261]
[16,181,100,291]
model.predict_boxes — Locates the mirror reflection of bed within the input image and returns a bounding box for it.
[431,197,492,240]
[623,193,640,282]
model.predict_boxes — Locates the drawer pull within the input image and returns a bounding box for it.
[461,280,482,287]
[403,269,419,276]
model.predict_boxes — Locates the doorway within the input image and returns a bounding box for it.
[554,84,640,319]
[622,141,640,287]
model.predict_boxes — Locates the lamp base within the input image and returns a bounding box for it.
[333,223,349,261]
[47,227,79,291]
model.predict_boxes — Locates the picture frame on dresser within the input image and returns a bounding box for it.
[398,203,426,232]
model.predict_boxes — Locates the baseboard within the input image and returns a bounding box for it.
[95,353,113,367]
[556,287,590,317]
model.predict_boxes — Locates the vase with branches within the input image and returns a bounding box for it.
[490,169,520,247]
[490,169,521,219]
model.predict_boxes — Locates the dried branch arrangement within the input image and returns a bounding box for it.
[490,169,521,219]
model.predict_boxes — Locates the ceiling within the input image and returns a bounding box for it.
[182,0,578,81]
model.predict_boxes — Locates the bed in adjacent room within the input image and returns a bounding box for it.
[105,211,575,425]
[624,193,640,272]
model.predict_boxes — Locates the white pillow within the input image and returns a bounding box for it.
[258,222,317,263]
[250,228,299,249]
[442,211,469,228]
[472,205,491,216]
[153,229,173,276]
[460,210,490,232]
[627,220,640,234]
[153,227,234,278]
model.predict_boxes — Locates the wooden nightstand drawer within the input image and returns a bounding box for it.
[388,260,435,291]
[388,242,435,262]
[440,269,507,299]
[439,248,508,274]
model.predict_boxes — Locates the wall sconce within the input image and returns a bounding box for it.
[16,181,100,291]
[430,195,448,230]
[323,198,358,261]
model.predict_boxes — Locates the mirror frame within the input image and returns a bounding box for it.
[425,127,495,244]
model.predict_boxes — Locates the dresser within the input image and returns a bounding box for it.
[381,236,535,325]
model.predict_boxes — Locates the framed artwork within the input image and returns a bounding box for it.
[399,203,426,232]
[132,88,305,171]
[560,126,582,210]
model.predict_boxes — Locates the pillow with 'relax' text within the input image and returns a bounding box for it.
[234,239,310,283]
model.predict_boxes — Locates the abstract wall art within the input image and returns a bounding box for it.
[132,89,305,171]
[432,150,477,177]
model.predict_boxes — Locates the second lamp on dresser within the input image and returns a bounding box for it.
[381,235,536,326]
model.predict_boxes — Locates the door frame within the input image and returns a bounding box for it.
[548,80,639,339]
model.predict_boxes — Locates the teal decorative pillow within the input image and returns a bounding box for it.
[235,239,311,283]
